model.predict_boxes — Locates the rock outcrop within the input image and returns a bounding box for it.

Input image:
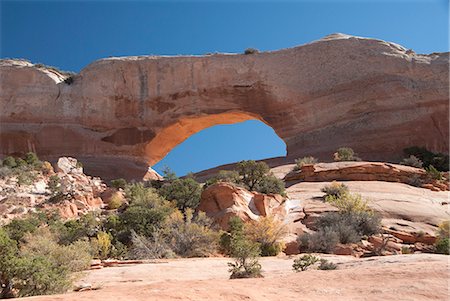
[284,161,449,191]
[0,157,106,223]
[197,182,286,230]
[1,34,448,180]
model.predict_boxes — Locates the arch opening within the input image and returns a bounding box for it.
[147,112,287,176]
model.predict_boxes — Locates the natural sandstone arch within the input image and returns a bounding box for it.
[0,34,448,180]
[144,111,278,166]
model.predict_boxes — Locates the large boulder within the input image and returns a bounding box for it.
[197,182,286,230]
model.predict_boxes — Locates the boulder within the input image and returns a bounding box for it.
[197,182,286,230]
[56,157,83,175]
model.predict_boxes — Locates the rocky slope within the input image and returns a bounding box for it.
[0,157,106,224]
[1,34,448,180]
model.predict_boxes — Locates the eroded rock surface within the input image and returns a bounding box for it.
[1,34,448,180]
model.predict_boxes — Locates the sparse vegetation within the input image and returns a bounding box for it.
[401,155,423,168]
[324,192,371,213]
[292,254,319,272]
[321,181,349,198]
[244,48,259,54]
[425,165,443,181]
[435,221,450,255]
[294,156,318,171]
[333,147,361,162]
[111,178,127,190]
[404,146,449,172]
[318,258,337,270]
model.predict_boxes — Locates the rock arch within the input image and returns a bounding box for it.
[0,34,448,180]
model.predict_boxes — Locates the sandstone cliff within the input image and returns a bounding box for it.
[1,33,448,180]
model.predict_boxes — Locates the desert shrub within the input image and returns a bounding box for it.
[24,152,42,168]
[220,217,245,254]
[434,221,450,255]
[227,236,262,279]
[401,155,423,168]
[128,230,174,259]
[111,178,127,190]
[108,193,124,210]
[0,227,91,298]
[41,161,54,175]
[4,215,42,242]
[435,237,449,255]
[321,181,349,198]
[15,158,27,168]
[426,165,443,181]
[21,228,92,272]
[292,254,319,272]
[57,212,100,245]
[165,209,220,257]
[244,48,259,54]
[401,246,412,254]
[48,175,61,194]
[2,156,17,168]
[404,146,449,172]
[408,174,424,187]
[315,211,380,241]
[318,259,337,270]
[299,227,339,253]
[15,166,37,186]
[256,174,286,195]
[204,170,240,187]
[159,177,202,211]
[95,231,112,260]
[333,147,361,161]
[294,156,318,171]
[0,166,13,178]
[325,192,371,214]
[244,216,287,256]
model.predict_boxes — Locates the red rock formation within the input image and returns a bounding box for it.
[1,34,448,180]
[197,182,286,230]
[284,161,448,191]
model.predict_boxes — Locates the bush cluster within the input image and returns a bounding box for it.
[333,147,361,162]
[206,160,285,195]
[403,146,449,172]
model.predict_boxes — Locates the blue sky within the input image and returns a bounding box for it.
[1,0,448,176]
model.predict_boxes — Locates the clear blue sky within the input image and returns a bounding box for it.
[1,0,448,176]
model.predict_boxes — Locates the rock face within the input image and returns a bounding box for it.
[284,161,449,191]
[197,182,286,230]
[0,34,448,180]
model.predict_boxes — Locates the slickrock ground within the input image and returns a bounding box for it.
[23,254,449,301]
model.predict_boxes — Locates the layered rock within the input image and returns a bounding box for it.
[1,34,448,180]
[284,161,449,191]
[197,182,286,230]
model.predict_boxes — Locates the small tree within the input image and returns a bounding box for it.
[159,177,202,211]
[227,237,262,279]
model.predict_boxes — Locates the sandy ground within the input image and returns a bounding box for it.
[24,254,449,301]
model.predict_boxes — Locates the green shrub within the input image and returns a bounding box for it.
[16,168,37,186]
[294,156,318,171]
[426,165,444,181]
[0,166,13,178]
[111,178,127,190]
[292,254,319,272]
[236,160,285,195]
[4,215,42,242]
[15,158,27,168]
[159,177,202,211]
[401,155,423,168]
[48,174,61,195]
[318,259,337,270]
[333,147,361,161]
[404,146,449,172]
[56,212,100,245]
[2,156,17,168]
[24,152,42,168]
[204,170,240,187]
[220,217,245,254]
[244,48,259,54]
[435,237,449,255]
[256,174,286,195]
[227,237,262,279]
[321,181,349,198]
